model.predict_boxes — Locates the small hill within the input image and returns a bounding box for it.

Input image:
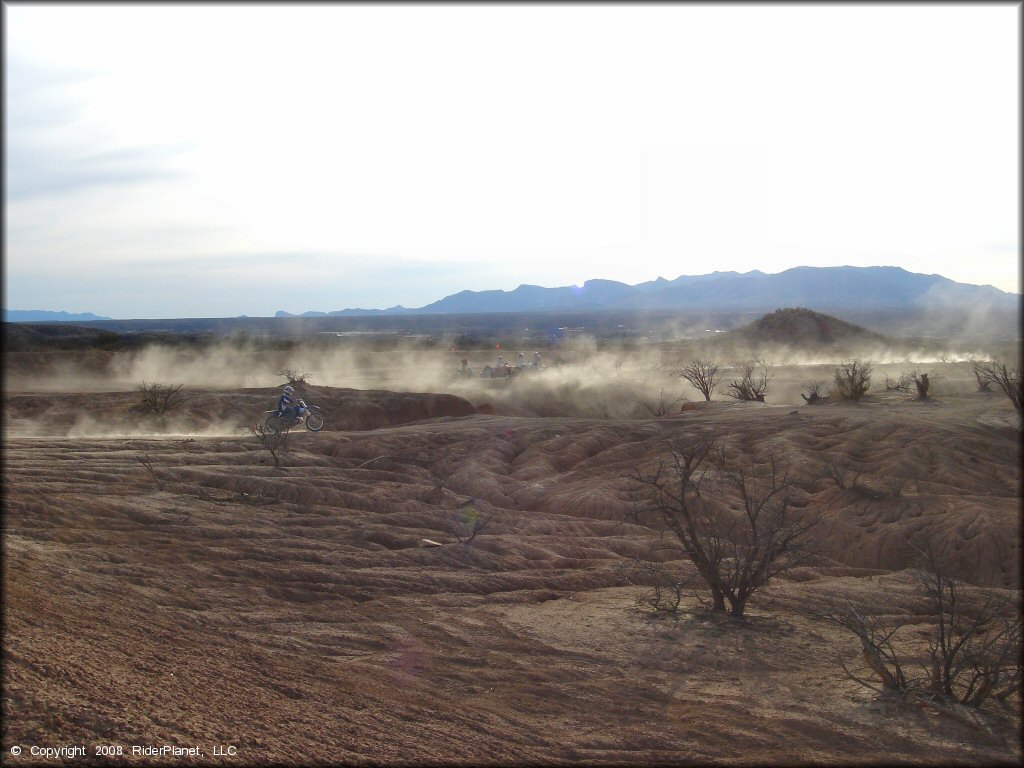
[727,307,890,348]
[3,323,125,351]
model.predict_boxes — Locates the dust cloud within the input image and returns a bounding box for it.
[6,331,1015,421]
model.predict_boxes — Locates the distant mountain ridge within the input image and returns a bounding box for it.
[4,309,112,323]
[276,266,1017,318]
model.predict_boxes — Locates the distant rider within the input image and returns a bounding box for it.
[515,352,527,369]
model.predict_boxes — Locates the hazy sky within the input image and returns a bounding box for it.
[4,4,1020,318]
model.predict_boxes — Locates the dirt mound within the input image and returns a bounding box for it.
[323,387,478,431]
[727,307,890,349]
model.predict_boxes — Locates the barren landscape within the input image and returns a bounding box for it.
[3,315,1021,765]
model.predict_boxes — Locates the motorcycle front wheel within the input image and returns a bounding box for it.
[305,412,325,432]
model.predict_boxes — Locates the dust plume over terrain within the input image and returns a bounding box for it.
[3,311,1021,764]
[8,309,1018,425]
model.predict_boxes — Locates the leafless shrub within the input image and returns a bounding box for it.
[816,540,1022,711]
[725,358,770,402]
[247,422,290,467]
[912,541,1022,707]
[135,382,185,415]
[629,438,820,616]
[136,452,164,489]
[635,388,686,417]
[970,358,994,392]
[801,381,827,404]
[884,373,912,392]
[888,369,934,400]
[446,499,491,544]
[816,597,915,695]
[427,455,454,503]
[971,359,1022,411]
[822,456,862,490]
[833,359,872,401]
[617,556,696,615]
[677,360,723,402]
[276,367,313,386]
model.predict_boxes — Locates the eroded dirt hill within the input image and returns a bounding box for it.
[3,386,1020,764]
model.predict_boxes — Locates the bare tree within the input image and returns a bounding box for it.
[136,382,185,415]
[801,380,827,404]
[833,359,872,401]
[971,359,1022,411]
[677,360,723,402]
[247,422,290,467]
[629,439,820,616]
[725,359,770,402]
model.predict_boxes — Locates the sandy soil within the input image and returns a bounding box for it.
[3,354,1021,765]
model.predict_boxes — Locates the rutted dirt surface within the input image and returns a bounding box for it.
[3,382,1021,764]
[2,385,477,438]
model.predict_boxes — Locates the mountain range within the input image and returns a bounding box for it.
[275,266,1018,318]
[4,309,112,323]
[4,267,1016,323]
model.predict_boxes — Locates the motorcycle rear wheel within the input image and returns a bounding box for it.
[264,415,286,434]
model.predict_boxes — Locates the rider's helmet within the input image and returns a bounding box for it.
[283,385,295,394]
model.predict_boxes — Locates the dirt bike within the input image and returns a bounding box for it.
[264,399,325,433]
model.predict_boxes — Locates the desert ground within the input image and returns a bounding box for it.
[3,320,1021,765]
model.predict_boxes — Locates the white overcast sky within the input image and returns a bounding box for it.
[3,3,1020,318]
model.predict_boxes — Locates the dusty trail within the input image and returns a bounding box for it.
[3,374,1021,764]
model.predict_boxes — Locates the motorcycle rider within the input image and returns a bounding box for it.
[277,385,303,423]
[515,352,527,368]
